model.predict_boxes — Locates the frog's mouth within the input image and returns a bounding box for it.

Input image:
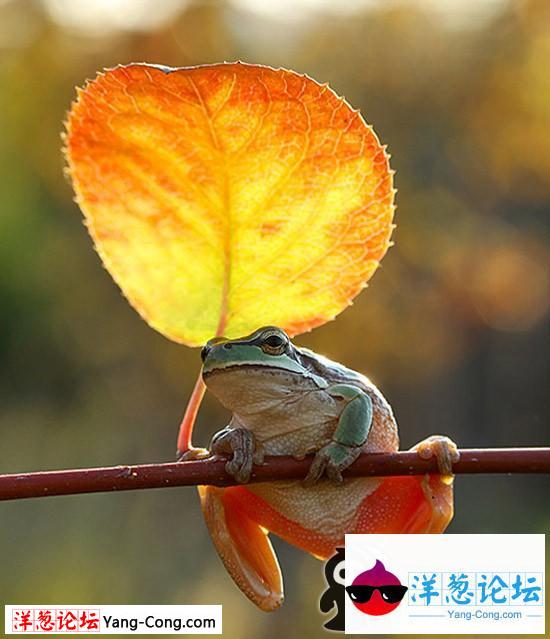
[203,362,298,378]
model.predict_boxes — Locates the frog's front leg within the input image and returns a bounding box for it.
[304,385,372,485]
[211,425,265,483]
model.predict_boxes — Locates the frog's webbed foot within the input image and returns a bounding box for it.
[413,435,460,477]
[199,485,283,611]
[304,442,362,486]
[177,446,211,462]
[211,426,265,483]
[394,435,459,533]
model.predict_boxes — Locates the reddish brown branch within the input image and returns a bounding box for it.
[0,448,548,502]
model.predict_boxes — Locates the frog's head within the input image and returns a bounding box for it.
[201,326,310,410]
[201,326,296,372]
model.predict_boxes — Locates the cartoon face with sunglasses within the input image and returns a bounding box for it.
[346,559,408,616]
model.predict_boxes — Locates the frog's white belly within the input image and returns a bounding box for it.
[233,386,340,456]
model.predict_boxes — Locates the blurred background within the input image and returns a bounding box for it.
[0,0,548,637]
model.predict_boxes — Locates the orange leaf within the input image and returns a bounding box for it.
[65,62,395,346]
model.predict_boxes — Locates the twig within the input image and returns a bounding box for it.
[0,448,548,502]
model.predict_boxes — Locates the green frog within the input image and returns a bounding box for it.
[188,326,459,611]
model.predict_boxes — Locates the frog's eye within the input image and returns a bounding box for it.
[261,333,287,355]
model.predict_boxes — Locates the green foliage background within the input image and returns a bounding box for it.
[0,1,548,637]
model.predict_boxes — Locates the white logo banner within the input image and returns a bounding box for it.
[345,534,545,635]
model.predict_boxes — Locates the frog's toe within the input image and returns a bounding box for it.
[413,435,460,476]
[226,451,254,483]
[326,464,344,484]
[253,443,265,466]
[304,442,361,486]
[211,427,258,483]
[303,451,329,486]
[177,446,211,462]
[225,449,243,479]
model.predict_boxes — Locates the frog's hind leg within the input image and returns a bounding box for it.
[355,436,459,534]
[355,474,454,534]
[198,485,283,611]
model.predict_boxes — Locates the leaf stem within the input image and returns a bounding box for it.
[176,316,228,455]
[176,373,207,455]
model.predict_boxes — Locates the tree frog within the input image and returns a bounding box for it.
[188,326,459,611]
